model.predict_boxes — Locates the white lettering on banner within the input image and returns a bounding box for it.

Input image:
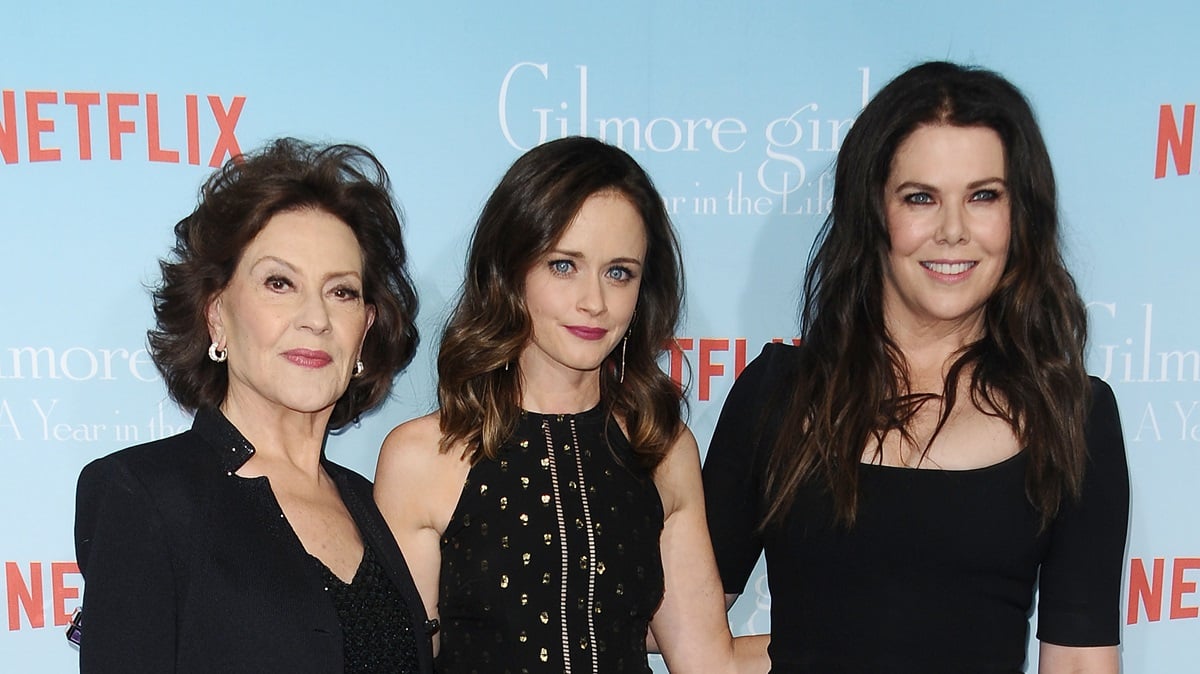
[1174,402,1200,442]
[497,62,868,219]
[0,346,157,382]
[32,398,106,442]
[0,400,21,440]
[0,399,186,446]
[1088,303,1200,383]
[499,62,750,154]
[147,400,185,440]
[734,573,772,636]
[1131,401,1200,443]
[1134,403,1162,442]
[499,62,873,218]
[1087,301,1200,448]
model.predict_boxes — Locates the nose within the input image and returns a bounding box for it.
[577,274,607,316]
[296,288,332,333]
[935,202,970,245]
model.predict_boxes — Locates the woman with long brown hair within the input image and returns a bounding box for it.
[376,136,765,672]
[704,62,1129,673]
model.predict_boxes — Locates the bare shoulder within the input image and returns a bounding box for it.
[654,424,703,517]
[380,412,443,460]
[660,424,701,472]
[375,413,460,498]
[375,411,471,532]
[378,412,465,475]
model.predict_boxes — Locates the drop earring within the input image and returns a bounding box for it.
[619,335,627,384]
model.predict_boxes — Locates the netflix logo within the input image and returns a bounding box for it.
[1127,556,1200,624]
[5,561,81,632]
[667,337,801,401]
[0,89,245,166]
[1155,104,1196,179]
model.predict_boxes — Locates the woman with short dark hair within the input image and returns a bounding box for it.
[75,138,432,673]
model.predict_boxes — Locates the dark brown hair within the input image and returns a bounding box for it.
[438,136,684,470]
[763,61,1090,528]
[148,138,418,429]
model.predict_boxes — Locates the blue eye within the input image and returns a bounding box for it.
[606,266,635,282]
[971,189,1002,201]
[549,259,574,275]
[904,192,934,205]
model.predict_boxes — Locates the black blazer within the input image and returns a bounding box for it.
[74,408,435,673]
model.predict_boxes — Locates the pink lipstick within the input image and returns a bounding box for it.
[565,326,607,341]
[283,349,333,368]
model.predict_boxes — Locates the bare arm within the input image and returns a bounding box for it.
[1038,643,1119,674]
[374,413,468,655]
[649,427,768,674]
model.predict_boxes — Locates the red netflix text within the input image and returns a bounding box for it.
[5,561,81,631]
[1127,556,1200,624]
[667,337,801,401]
[0,90,245,166]
[1156,104,1196,179]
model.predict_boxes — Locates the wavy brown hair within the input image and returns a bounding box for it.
[148,138,418,430]
[763,62,1090,529]
[438,136,684,471]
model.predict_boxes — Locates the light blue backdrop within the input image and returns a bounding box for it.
[2,2,1197,671]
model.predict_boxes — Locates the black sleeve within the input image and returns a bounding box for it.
[702,343,789,595]
[75,456,178,672]
[1035,378,1131,646]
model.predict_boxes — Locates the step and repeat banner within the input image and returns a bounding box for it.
[2,1,1196,671]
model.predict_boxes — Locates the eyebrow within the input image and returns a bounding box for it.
[893,177,1006,193]
[547,248,644,266]
[251,255,363,281]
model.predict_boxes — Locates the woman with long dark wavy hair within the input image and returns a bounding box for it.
[375,136,766,673]
[703,62,1129,673]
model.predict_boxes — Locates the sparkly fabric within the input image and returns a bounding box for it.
[437,407,665,673]
[313,543,421,674]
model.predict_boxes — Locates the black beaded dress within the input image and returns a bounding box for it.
[311,543,421,673]
[437,407,665,673]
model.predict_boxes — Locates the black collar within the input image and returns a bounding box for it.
[193,407,257,474]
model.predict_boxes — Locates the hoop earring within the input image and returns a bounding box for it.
[208,343,227,363]
[353,360,364,378]
[619,335,627,384]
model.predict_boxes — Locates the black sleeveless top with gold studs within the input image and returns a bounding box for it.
[436,407,665,673]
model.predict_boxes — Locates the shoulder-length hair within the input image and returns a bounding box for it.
[148,138,419,430]
[438,136,684,471]
[763,61,1089,528]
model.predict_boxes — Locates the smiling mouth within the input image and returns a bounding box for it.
[921,261,977,275]
[284,349,333,368]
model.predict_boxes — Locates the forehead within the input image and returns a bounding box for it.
[241,209,363,268]
[554,192,647,258]
[888,124,1006,182]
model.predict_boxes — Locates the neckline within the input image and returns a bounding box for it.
[859,446,1027,475]
[519,403,605,422]
[312,544,370,587]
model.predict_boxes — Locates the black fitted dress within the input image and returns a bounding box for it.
[703,344,1130,673]
[437,407,665,673]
